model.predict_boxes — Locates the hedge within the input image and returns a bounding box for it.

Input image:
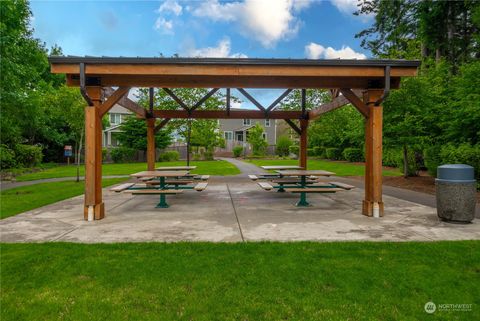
[289,145,299,156]
[111,147,136,163]
[14,144,43,168]
[342,148,364,162]
[425,143,480,181]
[325,148,342,160]
[313,146,326,158]
[159,151,180,162]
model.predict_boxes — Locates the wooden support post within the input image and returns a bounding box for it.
[363,90,384,217]
[299,119,308,169]
[146,118,156,171]
[84,86,104,221]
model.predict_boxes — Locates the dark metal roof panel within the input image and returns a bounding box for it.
[48,56,420,67]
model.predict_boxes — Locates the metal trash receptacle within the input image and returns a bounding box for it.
[436,164,476,223]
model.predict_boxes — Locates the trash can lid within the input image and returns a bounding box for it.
[437,164,475,181]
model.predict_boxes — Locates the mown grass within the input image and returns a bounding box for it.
[247,159,402,176]
[0,178,127,219]
[14,160,240,181]
[1,241,479,321]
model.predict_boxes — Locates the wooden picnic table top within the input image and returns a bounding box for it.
[155,166,197,171]
[131,170,189,178]
[261,165,303,170]
[275,170,335,177]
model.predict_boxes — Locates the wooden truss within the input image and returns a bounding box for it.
[49,57,419,220]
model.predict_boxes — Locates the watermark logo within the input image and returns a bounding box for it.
[425,301,436,314]
[425,301,473,314]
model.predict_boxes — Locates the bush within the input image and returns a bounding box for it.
[313,146,326,158]
[110,147,136,163]
[431,143,480,180]
[383,148,403,168]
[14,144,43,167]
[0,145,17,169]
[342,148,364,162]
[289,145,299,157]
[102,148,108,162]
[307,148,315,156]
[233,146,243,158]
[192,152,201,161]
[276,136,292,157]
[159,150,180,162]
[203,150,214,161]
[325,148,342,160]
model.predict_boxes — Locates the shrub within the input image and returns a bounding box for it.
[325,148,342,160]
[233,146,243,158]
[14,144,43,167]
[192,152,201,161]
[343,148,364,162]
[289,145,299,157]
[307,148,315,156]
[110,147,136,163]
[434,143,480,180]
[383,148,403,168]
[102,148,108,162]
[313,146,326,158]
[203,150,214,161]
[0,145,16,169]
[276,136,292,157]
[159,150,180,162]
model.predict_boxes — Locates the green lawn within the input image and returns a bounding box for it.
[14,160,240,181]
[1,241,478,321]
[0,178,127,219]
[247,159,402,176]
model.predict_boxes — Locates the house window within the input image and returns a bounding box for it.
[224,131,233,141]
[243,119,251,126]
[265,119,270,127]
[110,113,122,125]
[262,132,267,140]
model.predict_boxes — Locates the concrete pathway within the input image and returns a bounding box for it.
[217,157,268,175]
[0,175,129,190]
[1,175,479,243]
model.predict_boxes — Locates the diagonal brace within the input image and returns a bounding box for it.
[339,88,369,118]
[99,86,131,116]
[155,118,171,133]
[237,88,266,112]
[266,89,292,112]
[284,119,301,135]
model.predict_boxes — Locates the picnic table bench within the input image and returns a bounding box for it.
[252,169,355,207]
[112,170,210,208]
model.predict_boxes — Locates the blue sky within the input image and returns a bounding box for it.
[30,0,373,106]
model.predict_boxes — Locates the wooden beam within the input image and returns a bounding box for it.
[363,90,384,217]
[152,109,303,119]
[308,95,350,120]
[104,87,146,118]
[67,75,402,90]
[84,86,104,221]
[266,89,292,112]
[98,86,130,117]
[146,118,155,171]
[299,119,308,169]
[237,88,266,112]
[191,88,219,111]
[339,88,369,118]
[52,63,418,78]
[162,88,189,110]
[284,119,301,135]
[154,118,170,133]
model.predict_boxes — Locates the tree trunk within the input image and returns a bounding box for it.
[403,145,409,178]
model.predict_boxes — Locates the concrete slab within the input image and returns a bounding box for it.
[1,179,479,243]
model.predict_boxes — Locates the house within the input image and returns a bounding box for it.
[217,118,277,156]
[103,103,133,147]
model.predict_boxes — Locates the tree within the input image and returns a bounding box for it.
[117,116,172,152]
[247,123,268,156]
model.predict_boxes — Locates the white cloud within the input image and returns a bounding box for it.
[305,42,367,59]
[192,0,313,48]
[157,0,183,16]
[185,38,247,58]
[330,0,358,15]
[154,17,174,34]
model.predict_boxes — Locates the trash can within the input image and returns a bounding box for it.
[436,164,476,223]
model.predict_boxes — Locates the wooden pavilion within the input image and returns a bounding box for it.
[48,57,419,220]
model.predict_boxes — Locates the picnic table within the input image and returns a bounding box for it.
[260,165,303,170]
[121,170,208,208]
[273,170,342,207]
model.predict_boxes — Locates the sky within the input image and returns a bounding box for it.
[30,0,374,107]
